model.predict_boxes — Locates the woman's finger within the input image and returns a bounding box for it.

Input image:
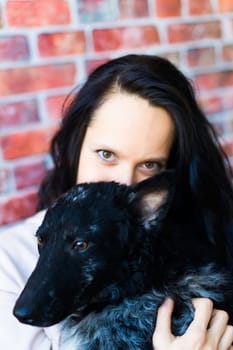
[152,298,233,350]
[186,298,213,334]
[152,298,175,347]
[207,309,229,347]
[217,325,233,350]
[179,298,213,348]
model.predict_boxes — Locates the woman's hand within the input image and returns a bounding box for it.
[153,298,233,350]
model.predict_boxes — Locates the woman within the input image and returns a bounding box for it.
[0,54,232,349]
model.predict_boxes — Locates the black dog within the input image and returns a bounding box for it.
[14,171,233,349]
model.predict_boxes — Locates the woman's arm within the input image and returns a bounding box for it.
[153,298,233,350]
[0,212,59,350]
[0,291,51,349]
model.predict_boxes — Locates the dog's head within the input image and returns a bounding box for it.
[13,170,173,327]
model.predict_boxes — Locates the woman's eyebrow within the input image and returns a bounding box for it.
[91,143,118,152]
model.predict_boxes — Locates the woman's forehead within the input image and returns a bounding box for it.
[87,92,175,158]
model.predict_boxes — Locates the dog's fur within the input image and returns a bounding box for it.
[14,171,233,349]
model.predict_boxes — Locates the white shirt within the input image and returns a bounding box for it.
[0,211,61,350]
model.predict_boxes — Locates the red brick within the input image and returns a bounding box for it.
[223,44,233,62]
[209,121,224,137]
[0,100,39,128]
[0,63,76,96]
[1,127,56,160]
[93,26,160,52]
[223,92,233,110]
[222,138,233,157]
[168,21,221,43]
[188,0,213,15]
[0,36,28,62]
[217,0,233,12]
[38,32,86,57]
[14,159,48,190]
[45,95,67,120]
[78,0,113,22]
[118,0,149,18]
[160,52,180,66]
[6,0,70,27]
[186,47,216,67]
[0,5,2,28]
[0,191,38,225]
[194,71,233,90]
[155,0,181,17]
[85,58,109,75]
[230,117,233,134]
[224,19,233,39]
[198,96,224,114]
[0,166,11,193]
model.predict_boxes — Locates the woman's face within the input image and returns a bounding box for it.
[77,92,175,186]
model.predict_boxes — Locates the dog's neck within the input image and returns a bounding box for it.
[69,268,152,323]
[73,250,155,321]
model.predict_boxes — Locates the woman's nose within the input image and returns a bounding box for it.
[110,167,137,186]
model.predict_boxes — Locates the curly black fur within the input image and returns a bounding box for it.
[13,171,233,349]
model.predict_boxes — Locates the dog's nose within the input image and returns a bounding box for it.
[13,306,35,324]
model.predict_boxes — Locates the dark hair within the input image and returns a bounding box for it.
[38,54,233,268]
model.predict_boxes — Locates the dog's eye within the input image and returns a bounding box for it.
[73,240,88,251]
[37,236,44,248]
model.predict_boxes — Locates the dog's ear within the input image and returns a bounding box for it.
[130,170,174,230]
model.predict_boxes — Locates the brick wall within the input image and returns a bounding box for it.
[0,0,233,226]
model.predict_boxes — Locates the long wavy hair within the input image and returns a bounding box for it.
[38,54,233,269]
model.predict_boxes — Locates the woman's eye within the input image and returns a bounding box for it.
[144,162,156,169]
[141,161,162,173]
[97,150,115,162]
[73,240,88,251]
